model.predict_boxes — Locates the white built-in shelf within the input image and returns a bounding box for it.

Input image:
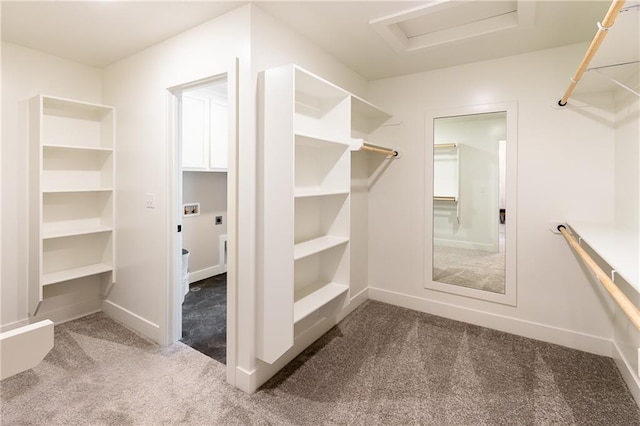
[293,282,349,323]
[259,64,390,364]
[42,144,113,153]
[42,226,112,240]
[43,263,113,286]
[29,94,116,316]
[294,188,349,198]
[294,236,349,261]
[351,96,392,137]
[568,221,639,290]
[295,133,350,147]
[42,188,114,194]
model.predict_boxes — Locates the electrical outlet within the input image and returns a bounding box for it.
[215,216,223,225]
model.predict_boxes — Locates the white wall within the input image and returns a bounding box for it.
[1,42,104,331]
[367,43,618,355]
[182,171,227,280]
[100,6,250,344]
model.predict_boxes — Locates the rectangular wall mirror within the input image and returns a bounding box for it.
[425,102,517,305]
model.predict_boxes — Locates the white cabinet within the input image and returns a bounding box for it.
[29,95,115,316]
[181,91,228,172]
[257,65,390,364]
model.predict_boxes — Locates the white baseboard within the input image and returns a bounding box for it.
[0,318,30,333]
[236,316,336,394]
[237,290,369,394]
[188,264,225,283]
[38,299,103,326]
[338,287,369,322]
[1,299,103,332]
[101,300,160,342]
[0,320,54,380]
[434,238,496,251]
[612,340,640,407]
[368,287,613,357]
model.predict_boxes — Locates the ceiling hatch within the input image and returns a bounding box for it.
[371,0,536,55]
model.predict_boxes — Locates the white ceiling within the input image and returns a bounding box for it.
[1,1,638,82]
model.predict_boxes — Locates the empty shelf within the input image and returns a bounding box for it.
[294,187,349,198]
[294,282,349,323]
[43,263,112,286]
[42,225,112,240]
[294,236,349,260]
[568,221,639,290]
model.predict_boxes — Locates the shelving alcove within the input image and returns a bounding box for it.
[258,65,391,364]
[28,95,116,317]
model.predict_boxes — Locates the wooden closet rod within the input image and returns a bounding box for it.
[361,142,398,157]
[558,0,626,106]
[557,225,640,332]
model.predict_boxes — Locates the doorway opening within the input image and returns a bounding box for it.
[169,73,234,366]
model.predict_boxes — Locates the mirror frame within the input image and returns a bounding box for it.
[424,102,517,306]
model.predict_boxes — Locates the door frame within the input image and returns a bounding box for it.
[166,58,238,385]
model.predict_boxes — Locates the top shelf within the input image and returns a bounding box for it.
[42,95,114,122]
[292,65,391,137]
[568,220,639,291]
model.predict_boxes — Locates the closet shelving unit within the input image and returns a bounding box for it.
[258,65,391,363]
[433,143,460,221]
[29,95,115,316]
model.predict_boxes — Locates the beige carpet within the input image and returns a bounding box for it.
[2,301,639,425]
[433,245,505,293]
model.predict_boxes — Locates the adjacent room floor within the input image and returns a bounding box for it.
[2,301,639,425]
[180,273,227,364]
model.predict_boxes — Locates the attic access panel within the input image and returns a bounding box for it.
[371,0,535,55]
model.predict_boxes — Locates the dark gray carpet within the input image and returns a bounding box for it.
[2,301,638,425]
[181,273,227,364]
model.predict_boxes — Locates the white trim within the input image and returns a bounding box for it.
[369,287,613,357]
[166,58,240,388]
[0,319,31,334]
[425,101,518,307]
[101,299,160,342]
[612,340,640,407]
[219,234,228,274]
[0,320,54,380]
[237,292,369,394]
[188,265,225,284]
[238,316,337,394]
[33,300,102,325]
[434,238,496,251]
[338,287,369,321]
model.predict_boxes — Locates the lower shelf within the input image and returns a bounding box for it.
[43,263,112,286]
[293,282,348,323]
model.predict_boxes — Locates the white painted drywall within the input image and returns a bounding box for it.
[1,42,104,331]
[182,172,227,279]
[367,43,618,353]
[101,6,251,343]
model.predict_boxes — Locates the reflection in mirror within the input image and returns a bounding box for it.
[432,112,506,294]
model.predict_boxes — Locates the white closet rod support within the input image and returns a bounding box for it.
[557,225,640,332]
[558,0,626,106]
